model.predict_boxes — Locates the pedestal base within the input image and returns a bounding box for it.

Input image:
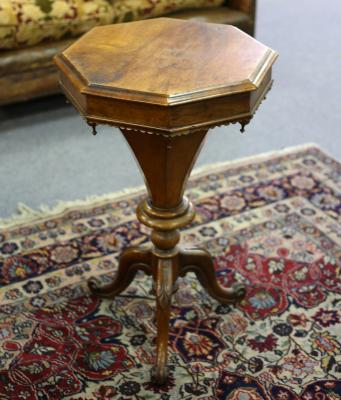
[88,128,246,384]
[88,245,245,384]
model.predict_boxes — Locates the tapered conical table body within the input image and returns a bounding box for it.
[55,17,277,384]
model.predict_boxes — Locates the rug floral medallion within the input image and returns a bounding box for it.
[0,145,340,399]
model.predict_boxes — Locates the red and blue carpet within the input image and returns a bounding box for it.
[0,144,340,399]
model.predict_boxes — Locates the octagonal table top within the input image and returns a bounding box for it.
[55,18,278,135]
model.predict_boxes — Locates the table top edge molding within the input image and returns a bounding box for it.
[249,48,278,87]
[55,49,277,106]
[81,81,256,106]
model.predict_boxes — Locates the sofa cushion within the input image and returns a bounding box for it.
[0,0,225,50]
[112,0,225,23]
[0,0,114,50]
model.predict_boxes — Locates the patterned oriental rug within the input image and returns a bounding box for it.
[0,144,341,399]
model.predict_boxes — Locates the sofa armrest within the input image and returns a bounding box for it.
[225,0,255,15]
[224,0,256,35]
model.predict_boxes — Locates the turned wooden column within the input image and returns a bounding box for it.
[55,17,277,384]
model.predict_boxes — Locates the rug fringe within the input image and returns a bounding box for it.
[0,186,145,229]
[191,142,323,176]
[0,143,325,230]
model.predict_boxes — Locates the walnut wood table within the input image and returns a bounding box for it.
[55,18,277,384]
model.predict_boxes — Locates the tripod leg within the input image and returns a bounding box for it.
[88,247,152,299]
[151,257,177,385]
[179,248,246,304]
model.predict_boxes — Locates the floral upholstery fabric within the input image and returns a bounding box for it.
[112,0,225,23]
[0,0,114,49]
[0,0,224,50]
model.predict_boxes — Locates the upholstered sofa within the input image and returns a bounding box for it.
[0,0,255,105]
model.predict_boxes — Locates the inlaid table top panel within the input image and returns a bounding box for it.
[58,18,276,105]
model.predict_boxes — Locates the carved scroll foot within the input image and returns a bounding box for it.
[179,248,246,305]
[151,256,178,385]
[88,247,152,298]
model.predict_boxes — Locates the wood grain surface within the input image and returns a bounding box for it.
[59,18,276,105]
